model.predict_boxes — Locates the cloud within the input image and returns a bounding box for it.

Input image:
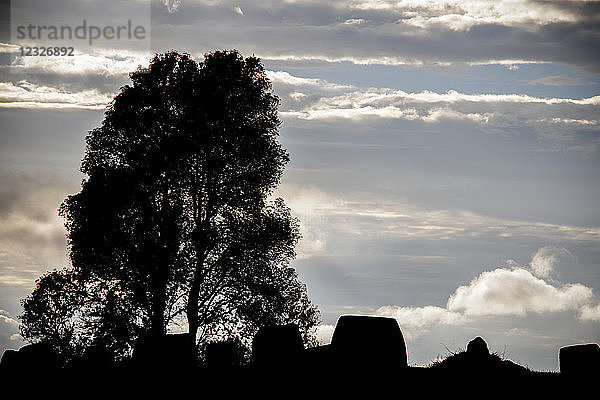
[280,87,600,111]
[540,118,599,126]
[3,52,598,156]
[6,0,598,71]
[343,18,366,25]
[275,84,600,128]
[0,81,112,110]
[529,75,585,86]
[578,303,600,322]
[164,0,182,13]
[505,327,532,337]
[529,246,571,278]
[271,76,600,153]
[376,305,465,340]
[0,170,78,288]
[145,0,600,71]
[0,48,150,108]
[272,185,343,259]
[0,311,19,328]
[388,0,580,31]
[275,185,600,257]
[376,251,599,339]
[446,267,592,316]
[8,49,149,76]
[266,70,353,91]
[0,310,25,353]
[1,48,150,98]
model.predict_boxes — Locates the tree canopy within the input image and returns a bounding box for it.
[20,50,320,364]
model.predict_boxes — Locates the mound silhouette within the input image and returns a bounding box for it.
[431,336,530,376]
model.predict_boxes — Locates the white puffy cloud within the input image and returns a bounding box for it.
[447,267,593,316]
[375,250,599,340]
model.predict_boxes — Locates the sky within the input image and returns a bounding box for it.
[1,0,599,371]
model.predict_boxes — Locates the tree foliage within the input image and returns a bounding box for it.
[20,50,319,364]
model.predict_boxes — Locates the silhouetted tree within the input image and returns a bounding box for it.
[21,269,147,363]
[20,50,319,363]
[20,270,84,363]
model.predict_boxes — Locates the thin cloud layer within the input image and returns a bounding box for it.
[4,0,599,74]
[377,305,465,341]
[360,0,584,30]
[0,310,24,353]
[5,68,598,154]
[266,70,352,91]
[146,0,600,70]
[529,75,586,87]
[276,184,600,261]
[0,81,111,110]
[271,74,600,154]
[0,310,19,328]
[0,171,78,288]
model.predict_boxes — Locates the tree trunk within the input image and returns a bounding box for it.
[187,270,201,358]
[150,273,168,338]
[187,233,208,359]
[149,175,172,338]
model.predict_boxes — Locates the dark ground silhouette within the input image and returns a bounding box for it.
[1,315,598,399]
